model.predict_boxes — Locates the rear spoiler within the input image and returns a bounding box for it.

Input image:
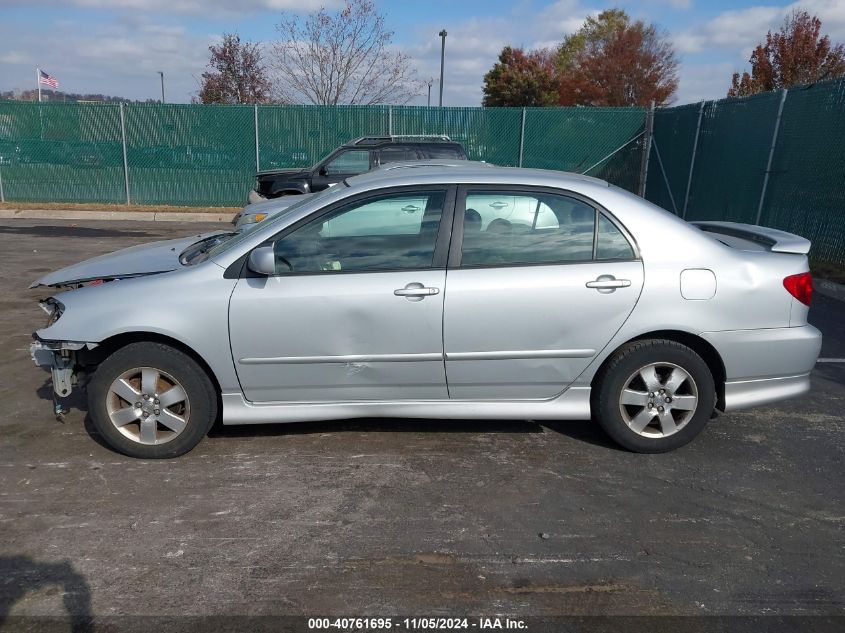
[692,221,811,255]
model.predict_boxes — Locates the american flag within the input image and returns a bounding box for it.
[39,69,59,89]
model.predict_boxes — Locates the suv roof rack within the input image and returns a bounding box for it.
[349,135,453,146]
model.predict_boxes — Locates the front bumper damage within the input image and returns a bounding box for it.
[30,337,97,420]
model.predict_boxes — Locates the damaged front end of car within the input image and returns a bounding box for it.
[30,297,103,422]
[30,298,82,419]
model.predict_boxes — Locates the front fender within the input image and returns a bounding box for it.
[35,263,241,393]
[269,181,308,196]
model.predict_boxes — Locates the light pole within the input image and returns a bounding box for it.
[157,71,165,103]
[426,78,434,107]
[438,30,447,107]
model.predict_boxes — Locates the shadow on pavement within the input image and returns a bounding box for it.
[0,224,154,239]
[0,556,93,633]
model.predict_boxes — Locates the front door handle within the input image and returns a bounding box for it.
[394,282,440,301]
[586,275,631,293]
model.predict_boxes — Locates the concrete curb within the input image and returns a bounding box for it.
[816,278,845,303]
[0,208,231,223]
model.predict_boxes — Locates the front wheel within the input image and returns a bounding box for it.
[88,342,218,458]
[592,340,716,453]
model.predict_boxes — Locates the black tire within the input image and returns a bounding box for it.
[88,342,218,458]
[592,339,716,453]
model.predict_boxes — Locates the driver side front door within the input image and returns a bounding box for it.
[229,186,454,403]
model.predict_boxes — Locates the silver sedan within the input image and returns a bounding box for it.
[30,163,821,458]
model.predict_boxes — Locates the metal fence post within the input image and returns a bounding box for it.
[119,102,131,205]
[0,160,5,203]
[651,139,678,215]
[756,89,788,225]
[637,101,655,197]
[388,105,393,136]
[518,108,526,167]
[254,104,260,172]
[682,101,706,219]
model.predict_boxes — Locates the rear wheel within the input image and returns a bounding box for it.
[88,342,217,458]
[593,340,716,453]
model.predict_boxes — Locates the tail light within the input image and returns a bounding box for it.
[783,272,813,306]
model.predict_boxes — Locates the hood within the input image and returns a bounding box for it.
[30,231,227,289]
[256,168,308,179]
[231,194,312,227]
[243,195,306,214]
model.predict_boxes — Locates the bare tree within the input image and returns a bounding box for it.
[199,33,270,104]
[270,0,419,105]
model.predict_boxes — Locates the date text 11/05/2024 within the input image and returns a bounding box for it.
[307,617,527,629]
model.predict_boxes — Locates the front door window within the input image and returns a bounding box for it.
[272,191,446,273]
[323,149,370,175]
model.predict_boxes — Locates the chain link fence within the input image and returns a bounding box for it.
[1,89,842,263]
[645,77,845,264]
[0,101,646,208]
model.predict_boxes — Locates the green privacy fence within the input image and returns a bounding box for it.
[0,101,645,207]
[645,78,845,264]
[2,91,842,263]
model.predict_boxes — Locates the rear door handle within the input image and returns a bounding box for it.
[394,282,440,301]
[586,275,631,293]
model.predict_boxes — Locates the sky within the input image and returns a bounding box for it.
[1,0,844,106]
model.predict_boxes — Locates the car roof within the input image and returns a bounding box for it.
[342,135,461,148]
[346,163,609,191]
[371,159,493,172]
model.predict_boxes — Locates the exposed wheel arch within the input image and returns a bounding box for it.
[84,332,222,401]
[592,330,727,410]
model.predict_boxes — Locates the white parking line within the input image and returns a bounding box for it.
[817,358,845,363]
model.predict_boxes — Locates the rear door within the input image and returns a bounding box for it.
[443,186,644,400]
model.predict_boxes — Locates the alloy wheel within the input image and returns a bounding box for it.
[106,367,191,445]
[618,362,698,438]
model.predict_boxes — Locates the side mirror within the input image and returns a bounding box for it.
[318,166,328,176]
[247,246,276,276]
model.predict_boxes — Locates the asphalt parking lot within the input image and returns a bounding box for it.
[1,219,843,621]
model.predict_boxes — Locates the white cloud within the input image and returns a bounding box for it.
[4,1,842,106]
[0,0,340,17]
[674,61,734,103]
[791,0,845,39]
[0,50,31,64]
[0,18,214,101]
[674,6,784,55]
[403,2,595,106]
[534,0,594,42]
[674,1,845,57]
[649,0,692,8]
[667,0,845,104]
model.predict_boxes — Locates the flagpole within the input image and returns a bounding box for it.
[36,67,42,102]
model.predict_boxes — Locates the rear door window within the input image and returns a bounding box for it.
[461,191,596,266]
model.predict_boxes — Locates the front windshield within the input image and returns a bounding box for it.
[205,187,339,260]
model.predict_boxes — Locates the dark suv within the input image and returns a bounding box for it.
[248,136,467,203]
